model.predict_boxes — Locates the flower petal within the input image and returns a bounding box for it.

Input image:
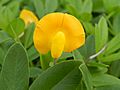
[51,31,65,58]
[20,9,38,26]
[33,13,85,56]
[37,13,64,35]
[62,13,85,52]
[34,13,65,54]
[33,26,50,54]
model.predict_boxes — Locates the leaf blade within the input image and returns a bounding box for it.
[0,43,29,90]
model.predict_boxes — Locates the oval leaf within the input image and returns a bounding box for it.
[24,23,35,49]
[95,17,108,52]
[104,33,120,55]
[5,18,25,39]
[0,43,29,90]
[30,61,82,90]
[79,63,93,90]
[45,0,58,13]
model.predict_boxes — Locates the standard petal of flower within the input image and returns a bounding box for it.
[33,27,50,54]
[62,13,85,52]
[35,13,65,50]
[37,13,64,35]
[20,9,38,26]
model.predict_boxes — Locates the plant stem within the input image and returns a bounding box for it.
[54,58,58,65]
[40,53,53,70]
[40,54,46,70]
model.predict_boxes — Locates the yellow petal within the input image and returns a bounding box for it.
[33,26,50,54]
[33,13,85,58]
[62,13,85,52]
[20,9,38,26]
[51,31,65,58]
[37,13,64,35]
[34,13,65,54]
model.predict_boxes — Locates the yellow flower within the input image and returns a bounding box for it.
[20,9,38,27]
[33,13,85,58]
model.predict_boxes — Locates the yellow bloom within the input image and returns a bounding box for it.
[20,9,38,27]
[33,13,85,58]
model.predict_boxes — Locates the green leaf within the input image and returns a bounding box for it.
[45,0,58,13]
[52,67,82,90]
[65,4,78,16]
[0,0,9,5]
[93,74,120,87]
[29,61,82,90]
[5,18,25,39]
[64,0,92,21]
[92,0,105,13]
[103,0,120,12]
[80,0,92,14]
[88,62,108,75]
[110,60,120,77]
[0,43,29,90]
[24,23,35,49]
[0,47,5,64]
[0,40,14,64]
[88,62,108,68]
[80,13,92,22]
[7,1,20,17]
[95,17,108,52]
[0,39,14,53]
[79,63,93,90]
[72,50,83,61]
[27,45,39,61]
[113,12,120,35]
[64,0,82,11]
[59,52,73,59]
[33,0,44,18]
[79,35,95,60]
[0,64,1,72]
[0,1,19,27]
[82,22,95,34]
[79,0,92,21]
[84,35,95,58]
[95,85,120,90]
[0,7,16,30]
[30,67,43,78]
[101,51,120,62]
[64,0,82,16]
[104,33,120,55]
[0,31,11,44]
[65,0,92,15]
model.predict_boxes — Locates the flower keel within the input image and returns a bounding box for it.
[51,31,65,58]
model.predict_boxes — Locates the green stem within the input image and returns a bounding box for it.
[40,52,53,70]
[40,54,45,70]
[54,58,58,65]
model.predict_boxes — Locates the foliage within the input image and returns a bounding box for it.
[0,0,120,90]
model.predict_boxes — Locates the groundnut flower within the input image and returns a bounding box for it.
[33,13,85,58]
[20,9,38,27]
